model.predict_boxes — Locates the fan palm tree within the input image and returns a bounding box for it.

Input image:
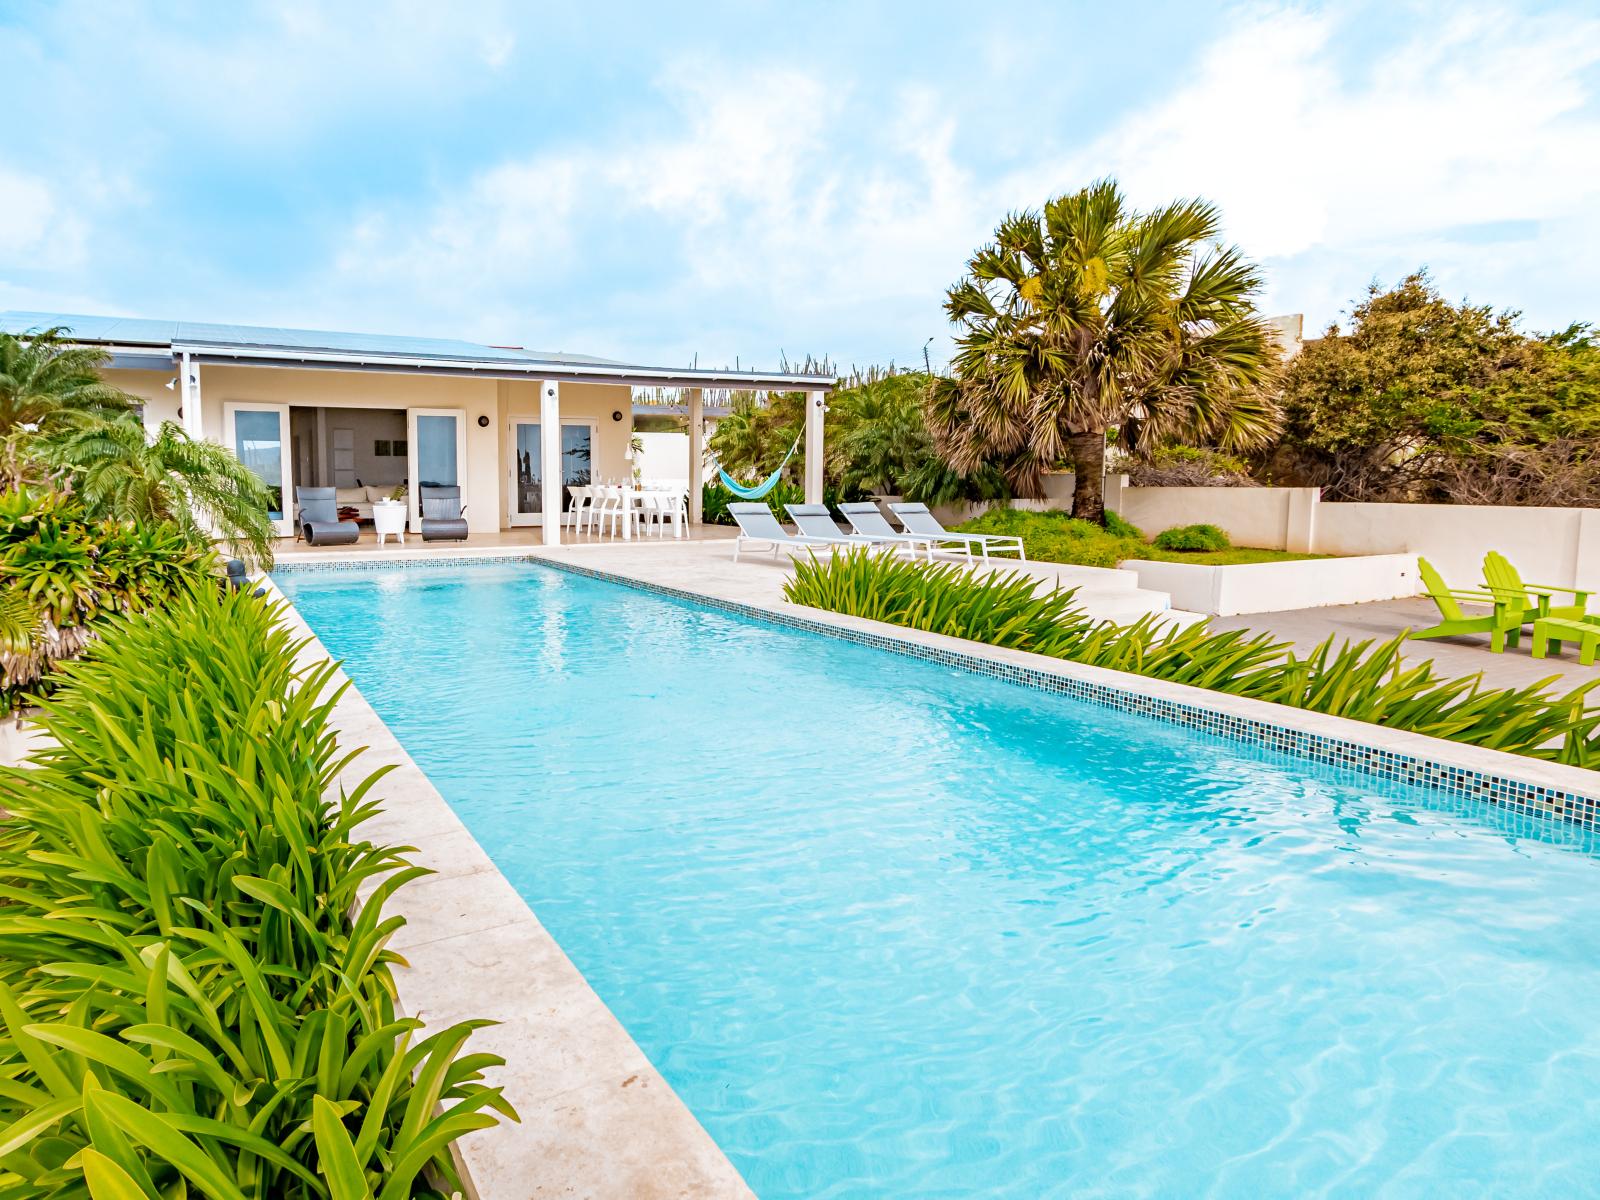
[0,327,134,436]
[927,180,1281,522]
[40,416,277,568]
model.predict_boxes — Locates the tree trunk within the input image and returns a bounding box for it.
[1067,428,1107,524]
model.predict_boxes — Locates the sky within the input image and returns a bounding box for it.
[2,0,1597,372]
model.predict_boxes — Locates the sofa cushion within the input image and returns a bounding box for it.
[334,487,367,504]
[365,485,394,502]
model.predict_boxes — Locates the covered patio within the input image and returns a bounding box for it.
[0,311,835,545]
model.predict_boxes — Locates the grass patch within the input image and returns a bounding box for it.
[784,550,1600,768]
[952,507,1327,567]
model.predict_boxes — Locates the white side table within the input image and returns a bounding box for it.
[372,500,406,546]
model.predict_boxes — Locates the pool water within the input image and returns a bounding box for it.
[278,563,1600,1199]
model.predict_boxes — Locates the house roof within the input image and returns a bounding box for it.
[0,310,835,391]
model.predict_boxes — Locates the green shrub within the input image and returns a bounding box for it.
[954,507,1148,568]
[0,586,514,1197]
[0,486,219,709]
[784,551,1600,768]
[701,480,849,526]
[1153,523,1231,552]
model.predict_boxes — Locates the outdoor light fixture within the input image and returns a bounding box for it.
[164,377,177,390]
[612,410,623,421]
[477,414,490,428]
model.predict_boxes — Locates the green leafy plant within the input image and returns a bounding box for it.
[0,326,135,438]
[784,551,1600,767]
[1153,523,1231,552]
[37,415,278,569]
[0,585,514,1197]
[0,486,216,708]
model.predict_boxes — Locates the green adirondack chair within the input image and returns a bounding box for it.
[1482,551,1591,623]
[1413,557,1525,651]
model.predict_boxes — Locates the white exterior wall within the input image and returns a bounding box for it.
[104,364,636,534]
[635,431,690,484]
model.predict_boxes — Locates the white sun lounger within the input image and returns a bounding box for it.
[886,501,1027,561]
[834,502,941,561]
[728,502,854,562]
[784,503,924,559]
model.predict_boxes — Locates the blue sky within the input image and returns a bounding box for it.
[3,1,1597,371]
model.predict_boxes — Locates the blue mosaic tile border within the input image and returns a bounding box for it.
[274,553,1600,831]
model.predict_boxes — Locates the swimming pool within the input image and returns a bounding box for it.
[278,561,1600,1199]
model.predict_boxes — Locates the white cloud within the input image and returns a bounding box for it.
[0,167,88,270]
[319,66,995,362]
[1055,4,1600,327]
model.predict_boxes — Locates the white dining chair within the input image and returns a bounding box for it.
[567,485,593,532]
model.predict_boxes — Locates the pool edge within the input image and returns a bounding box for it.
[277,551,1597,831]
[262,575,757,1200]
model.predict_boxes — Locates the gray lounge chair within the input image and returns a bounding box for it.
[728,502,852,562]
[836,502,941,561]
[296,487,359,546]
[887,501,1026,561]
[785,503,924,559]
[419,485,469,541]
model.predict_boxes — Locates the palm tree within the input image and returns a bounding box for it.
[0,327,134,436]
[927,180,1281,522]
[40,416,278,568]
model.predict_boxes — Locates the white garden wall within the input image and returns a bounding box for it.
[1107,477,1600,591]
[1122,554,1418,616]
[1315,502,1600,590]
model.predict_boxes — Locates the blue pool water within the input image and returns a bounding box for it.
[278,562,1600,1199]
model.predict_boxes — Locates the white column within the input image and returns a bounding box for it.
[180,354,204,439]
[803,389,826,504]
[687,387,704,525]
[540,381,562,547]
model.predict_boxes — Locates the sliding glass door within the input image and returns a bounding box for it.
[406,409,467,533]
[509,419,594,526]
[223,403,293,537]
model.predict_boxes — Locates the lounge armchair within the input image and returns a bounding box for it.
[1412,557,1525,651]
[886,502,1026,561]
[836,502,941,561]
[1482,551,1590,623]
[727,502,852,562]
[296,487,360,546]
[785,503,923,559]
[419,485,469,542]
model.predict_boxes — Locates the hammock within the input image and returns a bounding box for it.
[716,431,803,500]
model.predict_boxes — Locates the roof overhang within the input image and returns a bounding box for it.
[159,341,835,392]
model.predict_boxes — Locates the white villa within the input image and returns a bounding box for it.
[2,311,834,544]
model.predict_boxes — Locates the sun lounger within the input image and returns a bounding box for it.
[886,502,1026,561]
[419,485,469,541]
[296,487,359,546]
[835,502,942,561]
[785,503,922,559]
[728,502,852,562]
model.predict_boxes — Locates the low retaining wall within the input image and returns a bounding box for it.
[1110,478,1600,590]
[1121,554,1418,616]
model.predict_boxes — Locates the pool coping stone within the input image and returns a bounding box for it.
[262,575,757,1200]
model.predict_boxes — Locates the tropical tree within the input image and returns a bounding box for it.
[1266,271,1600,504]
[928,179,1281,522]
[0,326,133,436]
[39,415,278,567]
